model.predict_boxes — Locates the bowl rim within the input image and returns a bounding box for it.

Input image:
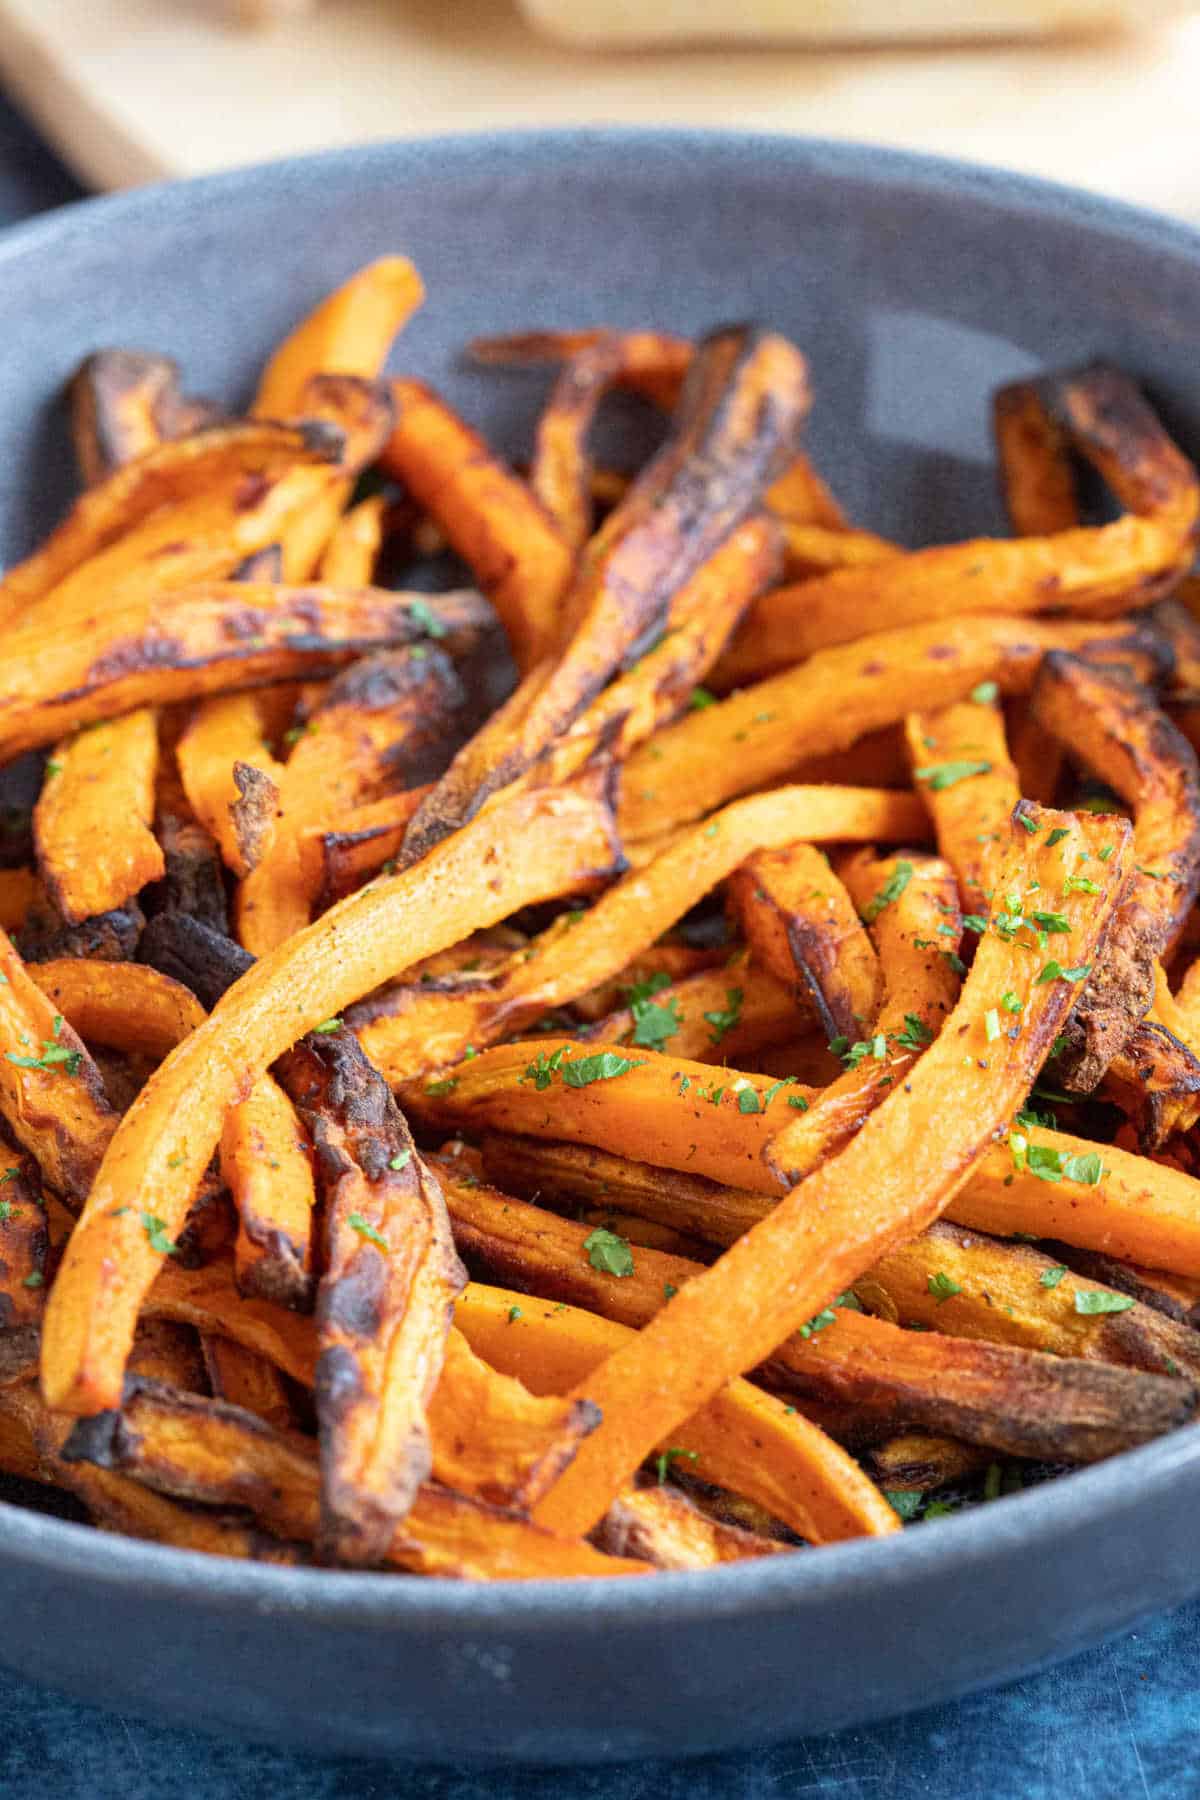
[4,124,1200,1626]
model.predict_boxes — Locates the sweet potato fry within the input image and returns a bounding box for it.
[220,1072,316,1310]
[317,494,388,587]
[177,693,287,878]
[527,804,1132,1535]
[356,784,924,1087]
[767,851,962,1184]
[527,336,627,549]
[455,1281,897,1545]
[26,957,204,1058]
[727,843,882,1042]
[861,1217,1200,1381]
[1031,650,1200,1088]
[383,379,572,673]
[237,644,469,953]
[0,416,345,636]
[401,325,808,860]
[1101,1018,1200,1150]
[468,326,692,413]
[992,375,1081,537]
[720,365,1198,666]
[866,1433,991,1494]
[777,522,897,580]
[59,1376,647,1580]
[620,614,1159,839]
[34,710,165,925]
[202,1334,297,1434]
[67,348,222,487]
[147,1252,315,1387]
[426,1326,599,1511]
[254,257,425,420]
[0,1143,48,1337]
[0,869,36,935]
[593,1481,784,1569]
[1034,1244,1200,1331]
[0,927,117,1204]
[904,697,1020,917]
[405,1040,814,1193]
[0,582,492,763]
[274,1027,465,1562]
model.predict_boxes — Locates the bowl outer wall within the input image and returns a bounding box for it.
[1,129,1199,1760]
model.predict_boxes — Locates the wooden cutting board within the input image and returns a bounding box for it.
[0,0,1197,218]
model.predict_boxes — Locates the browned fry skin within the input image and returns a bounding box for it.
[1153,598,1200,759]
[425,1326,599,1511]
[0,416,348,637]
[904,699,1020,918]
[438,1164,1195,1463]
[275,1027,466,1565]
[865,1433,992,1494]
[1007,705,1065,807]
[220,1074,316,1311]
[1031,651,1200,1090]
[66,349,222,487]
[529,336,628,549]
[1035,1242,1200,1332]
[17,883,144,966]
[126,1317,209,1392]
[0,927,117,1205]
[401,325,809,862]
[727,843,881,1043]
[0,1143,48,1346]
[1101,1019,1200,1152]
[0,583,494,765]
[149,810,229,936]
[719,362,1200,670]
[468,327,693,412]
[34,710,165,927]
[202,1334,297,1434]
[766,850,962,1186]
[992,376,1081,537]
[176,691,287,880]
[592,1480,785,1570]
[58,1377,647,1579]
[861,1217,1200,1382]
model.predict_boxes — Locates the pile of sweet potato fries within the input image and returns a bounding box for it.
[3,260,1200,1577]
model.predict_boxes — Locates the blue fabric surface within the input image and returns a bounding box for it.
[0,82,1197,1796]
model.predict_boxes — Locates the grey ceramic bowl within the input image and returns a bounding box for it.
[2,130,1200,1764]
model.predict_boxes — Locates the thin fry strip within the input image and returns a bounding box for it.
[528,803,1132,1535]
[26,958,204,1058]
[583,961,803,1066]
[0,583,493,763]
[220,1073,316,1311]
[35,709,165,924]
[310,787,430,904]
[993,375,1081,537]
[727,842,882,1042]
[67,348,222,487]
[0,927,116,1204]
[41,784,618,1414]
[529,337,627,548]
[0,1144,48,1339]
[455,1283,897,1546]
[275,1027,465,1563]
[202,1334,297,1434]
[355,783,927,1086]
[253,257,425,419]
[177,693,287,879]
[401,325,809,860]
[766,850,961,1184]
[620,614,1160,840]
[383,379,573,673]
[904,697,1021,917]
[317,494,388,587]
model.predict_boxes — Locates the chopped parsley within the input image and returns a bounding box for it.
[1039,1265,1067,1289]
[984,1009,1001,1043]
[627,972,682,1051]
[893,1013,933,1051]
[140,1212,178,1257]
[22,1270,43,1289]
[861,860,913,924]
[1074,1289,1135,1316]
[788,1094,809,1110]
[583,1226,634,1278]
[562,1052,645,1088]
[507,1305,523,1323]
[961,913,988,933]
[424,1078,458,1097]
[1008,1134,1103,1186]
[970,681,999,704]
[737,1086,763,1114]
[1035,960,1091,986]
[1063,874,1100,896]
[388,1151,412,1172]
[523,1046,568,1089]
[1097,845,1115,863]
[1015,813,1040,834]
[928,1271,963,1304]
[407,597,447,639]
[6,1039,82,1075]
[312,1017,342,1034]
[663,1282,678,1300]
[1028,910,1071,935]
[348,1213,389,1250]
[1000,992,1022,1014]
[0,1201,15,1222]
[688,686,717,710]
[703,988,744,1045]
[884,1489,922,1522]
[655,1447,699,1485]
[914,759,992,791]
[1045,828,1071,848]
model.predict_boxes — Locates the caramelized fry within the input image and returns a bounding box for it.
[35,710,165,924]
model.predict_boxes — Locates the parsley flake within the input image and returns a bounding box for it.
[407,597,447,639]
[1045,828,1071,848]
[655,1447,699,1485]
[914,759,992,791]
[562,1052,645,1088]
[1074,1289,1135,1316]
[1040,1265,1067,1289]
[348,1213,389,1250]
[703,988,743,1045]
[970,681,999,704]
[861,860,913,924]
[312,1018,342,1034]
[388,1151,411,1172]
[928,1271,962,1303]
[140,1213,178,1257]
[583,1226,635,1278]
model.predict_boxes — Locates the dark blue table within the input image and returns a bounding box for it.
[0,85,1197,1799]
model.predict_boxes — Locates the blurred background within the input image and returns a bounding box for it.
[0,0,1196,217]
